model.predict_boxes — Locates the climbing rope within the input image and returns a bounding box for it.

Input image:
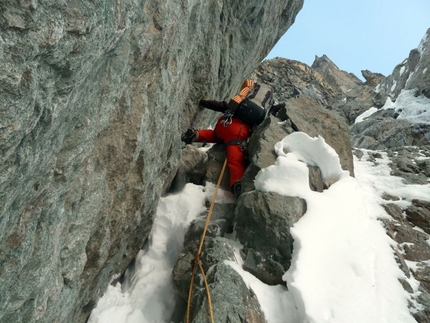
[186,157,228,323]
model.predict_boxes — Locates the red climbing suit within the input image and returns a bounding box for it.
[196,115,251,188]
[195,79,256,189]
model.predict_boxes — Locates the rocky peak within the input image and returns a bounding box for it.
[311,54,363,93]
[361,69,386,87]
[255,58,340,110]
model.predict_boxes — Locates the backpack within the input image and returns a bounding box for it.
[227,81,274,126]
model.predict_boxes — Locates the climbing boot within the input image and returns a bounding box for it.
[232,180,242,198]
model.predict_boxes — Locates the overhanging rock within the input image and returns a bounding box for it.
[0,0,304,321]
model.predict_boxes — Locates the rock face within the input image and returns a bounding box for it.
[350,114,430,150]
[3,1,429,321]
[236,191,306,285]
[349,28,430,150]
[379,28,430,99]
[0,1,304,322]
[254,56,388,127]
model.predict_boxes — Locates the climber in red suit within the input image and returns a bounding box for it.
[194,99,251,196]
[181,79,285,197]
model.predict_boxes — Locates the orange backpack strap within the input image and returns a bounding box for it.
[241,79,255,89]
[227,79,255,111]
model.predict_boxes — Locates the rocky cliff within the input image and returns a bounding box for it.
[0,1,304,322]
[349,28,430,151]
[380,28,430,99]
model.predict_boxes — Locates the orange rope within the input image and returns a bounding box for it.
[186,157,228,323]
[198,260,215,322]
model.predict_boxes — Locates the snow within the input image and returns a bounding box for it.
[88,132,430,323]
[253,133,427,323]
[375,83,382,92]
[406,71,415,88]
[391,80,397,92]
[418,31,428,54]
[354,106,378,124]
[88,184,235,323]
[382,89,430,124]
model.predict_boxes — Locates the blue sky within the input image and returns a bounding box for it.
[266,0,430,81]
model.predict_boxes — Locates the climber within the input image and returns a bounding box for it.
[181,79,285,197]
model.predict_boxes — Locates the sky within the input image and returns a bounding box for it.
[88,92,430,323]
[266,0,430,80]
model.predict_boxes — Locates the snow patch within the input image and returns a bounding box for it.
[355,107,378,124]
[406,71,415,87]
[418,32,429,54]
[253,133,419,323]
[375,83,381,92]
[390,80,397,93]
[382,89,430,124]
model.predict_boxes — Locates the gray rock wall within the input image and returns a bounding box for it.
[0,0,303,322]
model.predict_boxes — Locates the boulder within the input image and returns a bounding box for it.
[204,143,231,191]
[235,191,306,285]
[337,86,388,124]
[172,201,236,296]
[362,69,386,88]
[170,145,208,192]
[386,146,430,185]
[190,237,267,323]
[283,96,355,177]
[242,116,295,193]
[405,199,430,235]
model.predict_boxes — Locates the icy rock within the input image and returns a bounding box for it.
[405,199,430,234]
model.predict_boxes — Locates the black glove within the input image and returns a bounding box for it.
[270,103,286,116]
[199,97,208,105]
[181,128,197,144]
